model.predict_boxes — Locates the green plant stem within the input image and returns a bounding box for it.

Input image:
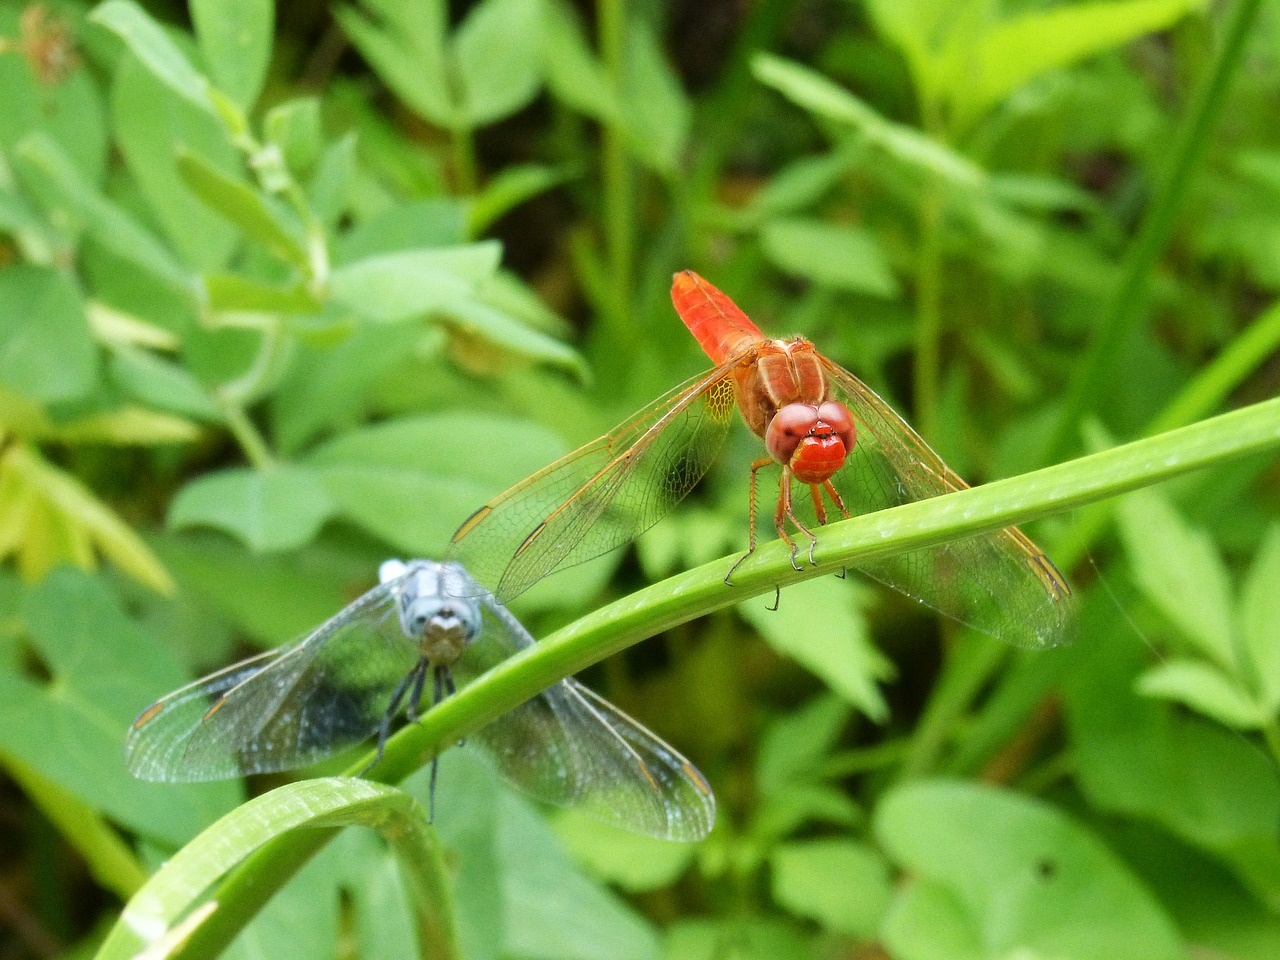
[597,0,634,361]
[1046,0,1265,460]
[222,407,275,470]
[149,394,1280,960]
[450,123,479,197]
[898,634,1008,781]
[914,172,944,439]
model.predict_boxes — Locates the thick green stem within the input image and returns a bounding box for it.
[597,0,634,363]
[1046,0,1265,460]
[914,174,944,439]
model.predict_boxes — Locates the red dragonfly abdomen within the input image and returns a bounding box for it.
[672,270,764,364]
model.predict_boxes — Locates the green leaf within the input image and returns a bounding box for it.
[12,132,191,292]
[203,273,323,313]
[90,0,214,112]
[618,16,689,176]
[666,919,812,960]
[110,54,240,271]
[191,0,273,110]
[441,296,584,375]
[176,150,309,268]
[1240,523,1280,712]
[1117,488,1235,668]
[747,147,861,222]
[0,264,97,402]
[760,217,900,297]
[554,811,696,893]
[1137,658,1267,728]
[751,53,986,190]
[107,346,223,422]
[333,0,455,127]
[770,839,891,936]
[966,0,1202,129]
[540,0,620,123]
[265,97,323,176]
[454,0,543,126]
[305,413,565,555]
[469,164,572,235]
[881,879,983,960]
[329,242,502,322]
[739,578,894,721]
[875,781,1183,960]
[0,569,238,849]
[756,693,851,793]
[167,466,335,553]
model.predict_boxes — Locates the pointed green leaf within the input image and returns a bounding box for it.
[1138,658,1268,728]
[90,0,214,112]
[175,150,308,267]
[1240,524,1280,712]
[760,217,900,297]
[619,15,689,176]
[191,0,274,110]
[1117,489,1235,668]
[329,242,502,322]
[739,578,894,721]
[540,0,620,123]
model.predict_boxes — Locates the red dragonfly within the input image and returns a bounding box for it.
[450,271,1073,648]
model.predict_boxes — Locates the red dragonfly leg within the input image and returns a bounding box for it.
[725,457,776,584]
[823,479,851,520]
[777,468,818,570]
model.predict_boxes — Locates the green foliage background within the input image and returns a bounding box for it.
[1,0,1279,958]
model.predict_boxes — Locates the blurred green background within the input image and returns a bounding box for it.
[2,0,1279,958]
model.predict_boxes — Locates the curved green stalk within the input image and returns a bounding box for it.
[150,394,1280,960]
[1047,0,1265,459]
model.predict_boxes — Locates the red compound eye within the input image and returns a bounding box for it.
[816,401,855,451]
[765,404,820,464]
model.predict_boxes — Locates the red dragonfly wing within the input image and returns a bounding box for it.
[815,357,1074,649]
[671,270,765,364]
[448,364,739,601]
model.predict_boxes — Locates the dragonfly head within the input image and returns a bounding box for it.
[765,401,856,483]
[395,565,484,663]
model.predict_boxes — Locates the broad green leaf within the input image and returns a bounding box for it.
[270,324,420,456]
[1116,488,1235,668]
[107,347,223,422]
[329,242,502,322]
[333,198,469,261]
[110,55,240,271]
[540,0,620,123]
[454,0,544,126]
[47,408,200,446]
[770,839,891,936]
[167,466,335,553]
[333,0,455,127]
[1137,658,1267,728]
[875,781,1183,960]
[555,812,696,892]
[881,879,983,960]
[665,918,813,960]
[305,413,565,555]
[308,133,359,227]
[191,0,273,110]
[497,792,661,960]
[760,218,900,297]
[966,0,1202,130]
[1240,523,1280,712]
[0,264,97,402]
[746,147,861,222]
[176,150,308,268]
[0,569,237,849]
[90,0,214,112]
[739,577,893,721]
[619,16,689,176]
[12,132,191,292]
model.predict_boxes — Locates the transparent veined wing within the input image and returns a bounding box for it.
[813,357,1074,649]
[125,578,418,781]
[448,365,740,601]
[449,579,716,841]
